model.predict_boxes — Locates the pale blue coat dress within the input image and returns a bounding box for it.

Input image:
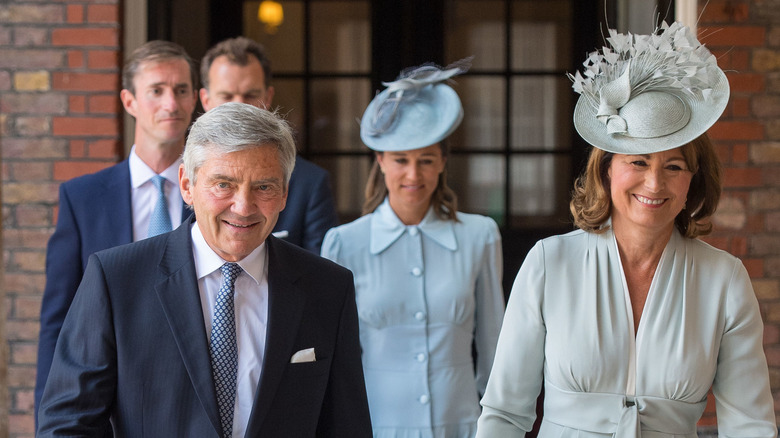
[321,198,505,438]
[476,224,777,437]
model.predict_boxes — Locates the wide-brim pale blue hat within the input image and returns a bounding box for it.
[570,21,730,155]
[360,59,470,152]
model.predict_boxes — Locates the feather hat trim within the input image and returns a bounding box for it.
[570,21,729,154]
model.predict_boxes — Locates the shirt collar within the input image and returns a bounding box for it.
[128,145,182,188]
[190,220,266,285]
[369,198,457,255]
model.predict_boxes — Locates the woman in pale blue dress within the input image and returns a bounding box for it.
[476,22,777,437]
[321,60,505,438]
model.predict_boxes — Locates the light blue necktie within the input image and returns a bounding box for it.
[210,263,241,438]
[147,175,172,237]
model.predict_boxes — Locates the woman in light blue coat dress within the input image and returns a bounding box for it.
[476,22,777,437]
[321,60,505,438]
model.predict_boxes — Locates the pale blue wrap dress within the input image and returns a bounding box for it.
[476,225,777,437]
[322,199,505,438]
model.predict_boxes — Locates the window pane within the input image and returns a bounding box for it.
[510,76,572,151]
[244,1,305,73]
[271,79,306,148]
[314,155,373,222]
[511,1,572,71]
[444,0,506,70]
[310,1,370,72]
[510,154,570,220]
[449,154,506,225]
[310,78,371,152]
[451,77,506,151]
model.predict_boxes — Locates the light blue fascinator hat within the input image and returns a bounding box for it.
[360,58,471,152]
[570,21,729,155]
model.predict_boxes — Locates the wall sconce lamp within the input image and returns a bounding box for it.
[258,1,284,34]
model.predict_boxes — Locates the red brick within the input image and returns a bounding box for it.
[3,273,45,295]
[13,389,35,412]
[88,4,119,23]
[765,324,780,345]
[700,26,765,47]
[733,143,749,163]
[702,235,729,251]
[53,160,114,181]
[69,95,86,113]
[67,49,84,68]
[66,4,83,23]
[52,116,118,136]
[5,320,39,341]
[731,235,748,256]
[743,258,764,277]
[9,295,42,318]
[727,73,764,93]
[8,413,35,436]
[709,121,764,141]
[723,167,763,188]
[10,343,37,365]
[731,97,751,118]
[70,139,86,157]
[88,49,119,70]
[52,27,118,47]
[88,94,120,114]
[698,0,750,23]
[88,139,120,158]
[52,72,118,91]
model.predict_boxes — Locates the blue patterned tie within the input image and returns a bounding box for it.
[147,175,172,237]
[210,263,241,438]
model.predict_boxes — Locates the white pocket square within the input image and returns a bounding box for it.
[290,347,316,363]
[273,230,289,239]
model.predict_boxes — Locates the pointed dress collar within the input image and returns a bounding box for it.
[369,198,458,254]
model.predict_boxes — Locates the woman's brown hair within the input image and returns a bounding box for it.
[569,133,722,238]
[362,143,458,221]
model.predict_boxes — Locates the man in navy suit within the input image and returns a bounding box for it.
[199,36,338,254]
[34,41,198,423]
[38,102,372,437]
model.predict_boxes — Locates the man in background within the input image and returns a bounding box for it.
[200,36,338,253]
[35,40,198,423]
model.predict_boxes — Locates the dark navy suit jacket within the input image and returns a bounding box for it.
[37,217,372,437]
[35,156,339,422]
[276,156,338,254]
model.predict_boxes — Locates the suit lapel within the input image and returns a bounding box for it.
[245,237,306,433]
[154,217,222,436]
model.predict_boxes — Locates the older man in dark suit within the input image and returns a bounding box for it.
[38,102,372,437]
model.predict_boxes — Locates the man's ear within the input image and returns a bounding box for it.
[199,88,212,112]
[178,164,194,206]
[120,89,137,118]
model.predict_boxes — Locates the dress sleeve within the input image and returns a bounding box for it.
[320,227,342,263]
[712,259,777,437]
[473,218,506,397]
[476,241,546,438]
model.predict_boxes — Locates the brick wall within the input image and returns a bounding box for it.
[697,0,780,427]
[0,0,122,436]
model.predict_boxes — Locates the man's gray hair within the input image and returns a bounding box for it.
[183,102,296,186]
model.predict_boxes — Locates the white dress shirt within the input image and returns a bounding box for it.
[190,222,269,438]
[128,146,184,241]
